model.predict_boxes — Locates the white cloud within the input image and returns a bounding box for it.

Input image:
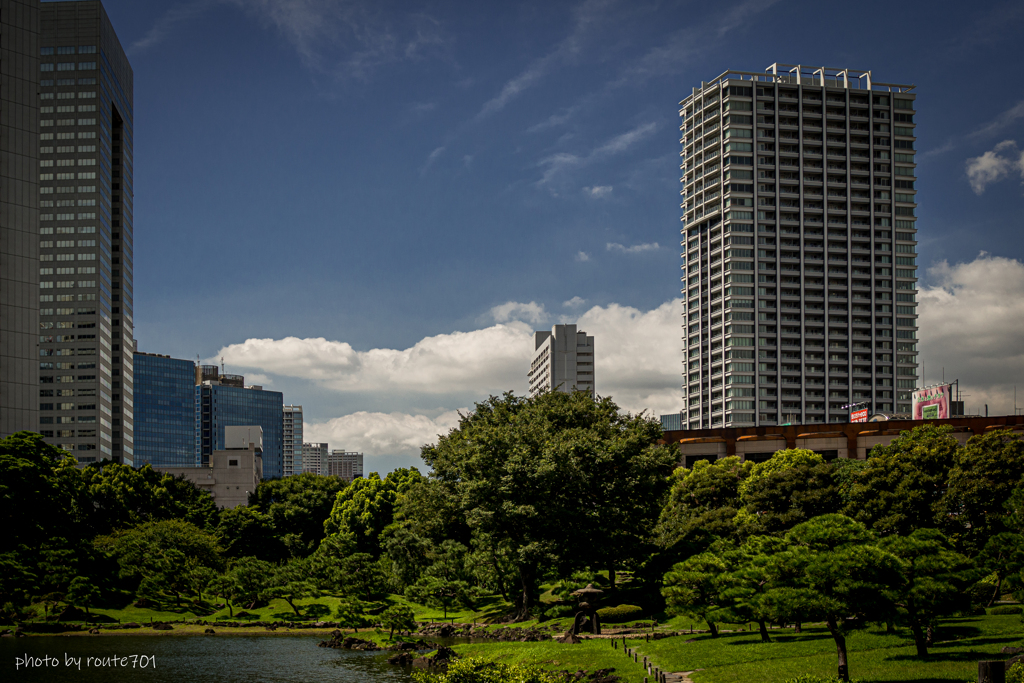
[563,296,587,308]
[606,241,660,254]
[227,0,446,79]
[537,121,657,188]
[970,100,1024,139]
[489,301,547,325]
[576,251,591,262]
[304,410,463,458]
[584,185,613,198]
[918,254,1024,416]
[214,322,534,396]
[130,0,214,53]
[965,140,1024,193]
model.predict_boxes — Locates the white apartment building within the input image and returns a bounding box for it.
[528,324,595,397]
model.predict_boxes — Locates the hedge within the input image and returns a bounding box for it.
[596,604,645,624]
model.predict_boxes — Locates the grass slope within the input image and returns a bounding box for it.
[632,615,1023,683]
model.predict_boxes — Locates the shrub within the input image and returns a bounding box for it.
[413,658,562,683]
[989,605,1023,615]
[596,604,645,624]
[1009,662,1024,683]
[543,603,575,620]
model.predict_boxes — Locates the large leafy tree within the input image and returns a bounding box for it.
[267,557,319,616]
[420,390,674,619]
[323,468,424,556]
[655,456,751,553]
[878,528,974,656]
[95,519,223,605]
[718,535,787,642]
[740,455,841,536]
[943,429,1024,555]
[844,425,960,537]
[764,515,899,682]
[248,473,347,557]
[216,505,286,562]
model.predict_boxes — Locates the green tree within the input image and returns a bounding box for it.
[96,519,223,606]
[187,564,218,604]
[763,514,899,682]
[421,391,674,619]
[381,525,434,592]
[248,473,347,557]
[943,429,1024,554]
[381,604,416,638]
[719,535,787,642]
[655,456,752,552]
[334,598,368,631]
[267,557,319,616]
[66,576,100,621]
[845,425,959,538]
[216,505,286,561]
[976,532,1024,606]
[661,552,727,636]
[738,449,824,496]
[324,469,425,556]
[229,557,274,610]
[0,432,79,554]
[878,528,974,656]
[340,553,387,601]
[740,457,841,536]
[208,574,239,617]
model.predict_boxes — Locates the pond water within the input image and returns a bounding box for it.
[1,635,416,683]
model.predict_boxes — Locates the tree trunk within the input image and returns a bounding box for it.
[705,619,719,637]
[490,551,509,602]
[794,621,802,633]
[758,620,771,643]
[885,620,896,634]
[988,574,1003,608]
[287,599,299,616]
[826,617,849,682]
[227,601,233,617]
[512,566,534,622]
[909,623,929,656]
[925,625,934,647]
[608,565,616,590]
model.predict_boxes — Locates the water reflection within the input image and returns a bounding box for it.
[1,635,416,683]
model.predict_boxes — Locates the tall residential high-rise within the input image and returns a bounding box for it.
[325,449,363,482]
[679,64,917,429]
[195,365,284,479]
[282,405,303,476]
[37,1,135,464]
[302,442,327,475]
[133,352,195,467]
[0,0,41,438]
[528,324,595,397]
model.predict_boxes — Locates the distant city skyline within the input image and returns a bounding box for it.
[4,0,1022,474]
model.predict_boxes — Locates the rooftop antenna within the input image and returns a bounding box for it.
[221,356,225,374]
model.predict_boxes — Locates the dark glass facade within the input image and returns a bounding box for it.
[38,1,135,464]
[196,384,284,479]
[133,354,194,467]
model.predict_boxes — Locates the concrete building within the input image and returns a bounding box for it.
[325,449,363,482]
[195,365,283,478]
[528,324,595,397]
[283,405,302,476]
[157,425,263,509]
[679,65,919,430]
[133,352,194,467]
[664,414,1024,469]
[36,1,135,463]
[0,0,41,439]
[302,442,327,475]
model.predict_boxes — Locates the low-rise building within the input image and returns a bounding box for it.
[663,415,1024,468]
[302,442,328,475]
[155,425,263,509]
[325,449,363,482]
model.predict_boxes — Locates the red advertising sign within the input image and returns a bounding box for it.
[850,408,869,423]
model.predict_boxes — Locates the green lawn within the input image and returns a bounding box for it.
[631,615,1023,683]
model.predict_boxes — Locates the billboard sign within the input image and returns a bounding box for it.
[912,384,952,420]
[850,408,869,423]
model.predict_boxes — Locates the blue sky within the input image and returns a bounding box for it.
[103,0,1024,471]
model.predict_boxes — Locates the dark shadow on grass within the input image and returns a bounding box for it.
[886,648,1009,663]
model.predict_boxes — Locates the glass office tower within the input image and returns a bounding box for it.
[196,381,284,479]
[679,64,918,429]
[133,353,195,467]
[38,0,134,463]
[0,0,41,438]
